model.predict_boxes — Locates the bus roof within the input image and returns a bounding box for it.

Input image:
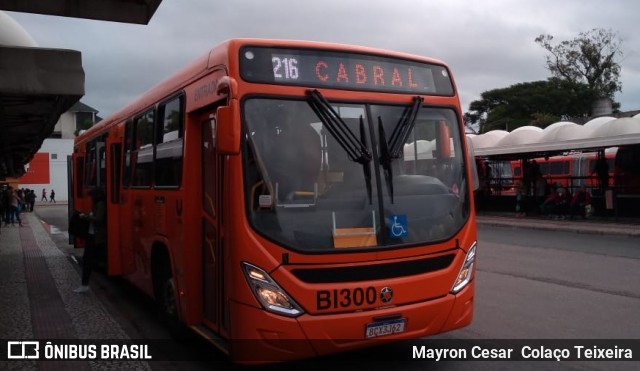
[77,38,451,143]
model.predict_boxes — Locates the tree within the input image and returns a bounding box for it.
[465,78,594,133]
[535,28,623,100]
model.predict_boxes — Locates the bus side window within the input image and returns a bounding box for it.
[85,140,97,187]
[110,143,122,203]
[76,155,85,198]
[132,109,155,187]
[202,112,217,218]
[513,165,521,177]
[155,95,184,187]
[122,120,133,188]
[98,139,106,188]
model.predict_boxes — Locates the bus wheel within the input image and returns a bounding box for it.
[157,273,187,338]
[160,277,178,321]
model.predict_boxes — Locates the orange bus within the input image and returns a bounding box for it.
[71,39,478,363]
[507,149,617,193]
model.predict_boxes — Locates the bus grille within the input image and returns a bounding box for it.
[290,254,455,283]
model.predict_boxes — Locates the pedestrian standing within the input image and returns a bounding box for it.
[0,187,6,231]
[515,181,525,217]
[16,189,25,214]
[593,155,609,194]
[28,190,36,212]
[74,188,106,293]
[49,189,56,203]
[6,187,22,227]
[2,188,10,225]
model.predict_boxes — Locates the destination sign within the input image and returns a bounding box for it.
[240,46,454,95]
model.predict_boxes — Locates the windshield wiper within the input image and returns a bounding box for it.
[306,89,372,202]
[378,96,424,203]
[378,117,394,203]
[358,115,372,202]
[388,96,423,158]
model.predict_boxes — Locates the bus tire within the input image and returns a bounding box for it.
[152,249,186,338]
[160,276,178,322]
[160,277,187,338]
[153,259,177,322]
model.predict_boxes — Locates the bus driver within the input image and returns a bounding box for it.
[267,109,322,202]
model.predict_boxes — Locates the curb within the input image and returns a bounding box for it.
[477,217,640,237]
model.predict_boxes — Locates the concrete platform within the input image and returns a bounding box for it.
[0,212,150,370]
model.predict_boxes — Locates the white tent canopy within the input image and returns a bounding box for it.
[469,116,640,158]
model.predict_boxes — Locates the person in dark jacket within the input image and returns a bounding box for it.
[570,185,592,219]
[74,188,106,293]
[6,187,22,226]
[540,184,560,216]
[26,190,36,212]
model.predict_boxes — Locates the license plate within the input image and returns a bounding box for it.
[365,318,406,338]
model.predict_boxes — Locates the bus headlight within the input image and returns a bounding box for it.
[242,262,304,317]
[451,242,477,294]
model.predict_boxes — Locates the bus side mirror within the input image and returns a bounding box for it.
[216,99,240,155]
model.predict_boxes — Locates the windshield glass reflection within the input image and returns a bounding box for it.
[242,97,469,252]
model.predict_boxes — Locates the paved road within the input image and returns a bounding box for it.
[466,226,640,338]
[35,206,640,370]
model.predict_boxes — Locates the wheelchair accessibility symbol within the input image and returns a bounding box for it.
[388,215,408,239]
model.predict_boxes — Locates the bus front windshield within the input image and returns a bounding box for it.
[242,97,469,252]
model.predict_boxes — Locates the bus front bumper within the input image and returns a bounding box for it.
[228,282,474,364]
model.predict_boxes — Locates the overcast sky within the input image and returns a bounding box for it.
[7,0,640,118]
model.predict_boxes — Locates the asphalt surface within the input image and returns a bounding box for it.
[476,212,640,237]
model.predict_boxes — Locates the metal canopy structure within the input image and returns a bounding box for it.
[0,0,163,24]
[0,1,165,179]
[468,115,640,160]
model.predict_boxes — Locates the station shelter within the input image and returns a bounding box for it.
[463,115,640,217]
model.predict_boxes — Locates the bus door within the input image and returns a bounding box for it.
[70,152,86,246]
[117,120,137,275]
[106,136,134,275]
[94,140,110,269]
[67,155,74,235]
[201,109,227,336]
[572,156,587,189]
